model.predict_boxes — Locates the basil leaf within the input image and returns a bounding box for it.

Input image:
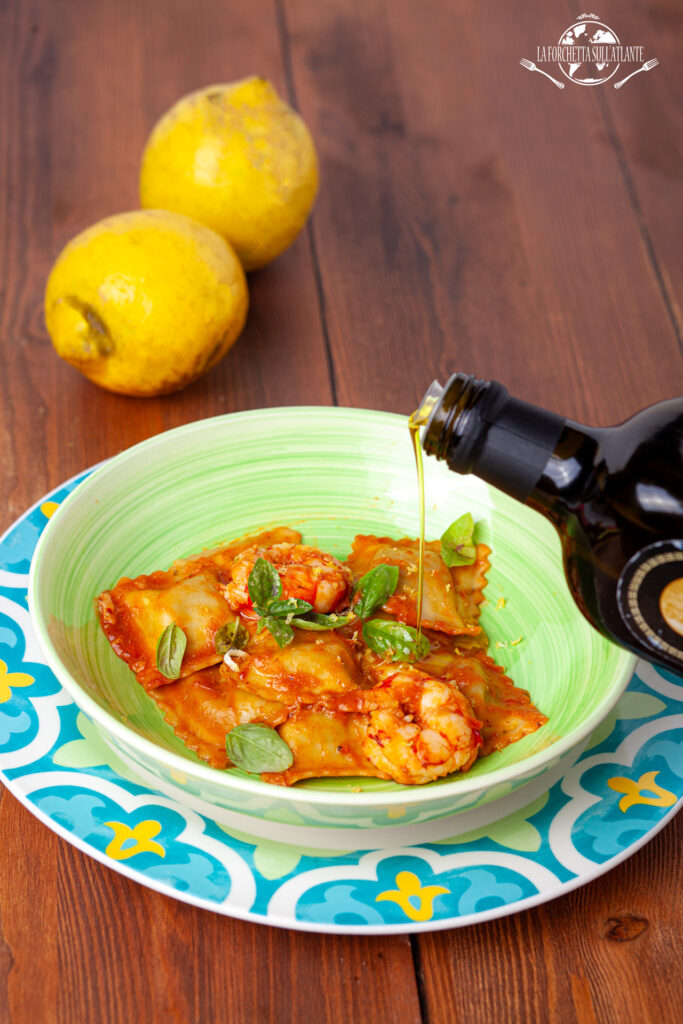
[215,619,249,655]
[440,513,476,567]
[353,564,400,619]
[290,612,354,631]
[362,619,429,662]
[156,623,187,679]
[267,598,313,618]
[248,557,282,609]
[262,616,295,648]
[226,724,294,773]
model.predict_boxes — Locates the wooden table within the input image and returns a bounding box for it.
[1,1,681,1020]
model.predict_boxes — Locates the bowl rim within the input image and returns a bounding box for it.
[27,406,638,809]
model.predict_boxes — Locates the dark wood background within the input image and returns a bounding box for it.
[1,0,681,1021]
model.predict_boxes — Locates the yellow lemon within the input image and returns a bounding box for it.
[44,209,248,396]
[139,76,318,271]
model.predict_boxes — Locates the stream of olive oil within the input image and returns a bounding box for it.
[408,415,426,637]
[409,389,441,638]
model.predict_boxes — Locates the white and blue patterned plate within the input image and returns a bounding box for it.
[1,471,681,934]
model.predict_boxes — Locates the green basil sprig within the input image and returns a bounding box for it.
[248,557,283,610]
[215,620,249,655]
[226,723,294,773]
[245,558,307,647]
[362,619,429,662]
[290,611,354,631]
[246,558,354,646]
[440,513,476,567]
[259,616,295,647]
[353,564,399,619]
[156,623,187,679]
[266,598,314,618]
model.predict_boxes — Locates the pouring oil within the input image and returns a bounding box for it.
[408,417,425,636]
[409,387,441,638]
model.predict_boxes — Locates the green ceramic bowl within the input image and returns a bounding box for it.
[28,408,635,832]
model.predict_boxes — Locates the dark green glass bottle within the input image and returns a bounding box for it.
[417,373,683,675]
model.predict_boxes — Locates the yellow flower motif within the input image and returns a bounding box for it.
[607,770,677,813]
[40,501,60,519]
[376,870,449,922]
[0,660,34,704]
[104,819,166,861]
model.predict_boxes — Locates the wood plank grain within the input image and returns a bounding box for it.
[415,813,682,1024]
[599,0,683,344]
[0,0,332,536]
[0,792,422,1024]
[282,0,683,425]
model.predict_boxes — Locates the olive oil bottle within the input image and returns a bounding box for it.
[413,373,683,674]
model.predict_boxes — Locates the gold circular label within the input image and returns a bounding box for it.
[617,542,683,667]
[660,577,683,637]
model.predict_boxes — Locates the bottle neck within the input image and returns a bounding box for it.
[422,373,569,503]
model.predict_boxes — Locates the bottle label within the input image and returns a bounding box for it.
[617,540,683,665]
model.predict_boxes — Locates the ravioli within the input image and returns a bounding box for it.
[238,628,365,705]
[262,710,381,785]
[96,523,546,785]
[97,527,301,691]
[151,665,288,768]
[346,535,490,635]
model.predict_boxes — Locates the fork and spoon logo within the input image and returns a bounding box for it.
[521,14,659,90]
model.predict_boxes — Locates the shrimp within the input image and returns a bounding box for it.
[324,664,482,785]
[225,542,352,616]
